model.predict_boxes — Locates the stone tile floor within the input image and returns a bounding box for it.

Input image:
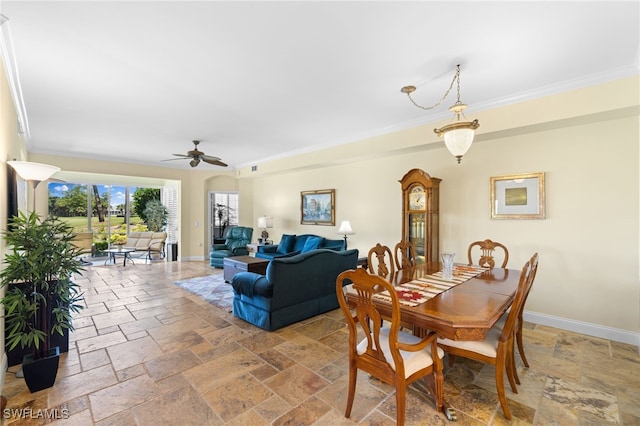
[2,260,639,425]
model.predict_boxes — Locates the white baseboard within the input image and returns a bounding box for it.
[180,256,206,262]
[524,310,640,352]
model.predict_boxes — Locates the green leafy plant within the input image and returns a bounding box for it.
[0,211,85,359]
[132,188,160,222]
[109,234,127,246]
[143,199,168,232]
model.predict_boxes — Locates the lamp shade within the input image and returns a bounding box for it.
[443,128,475,157]
[7,161,60,181]
[338,220,354,235]
[257,216,273,229]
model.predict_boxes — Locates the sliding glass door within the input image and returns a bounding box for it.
[49,182,167,257]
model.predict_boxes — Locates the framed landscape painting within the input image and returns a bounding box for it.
[301,189,335,225]
[491,172,545,219]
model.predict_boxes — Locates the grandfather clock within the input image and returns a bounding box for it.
[400,168,441,265]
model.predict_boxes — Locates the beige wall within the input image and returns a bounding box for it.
[1,57,28,399]
[242,76,640,343]
[249,112,639,335]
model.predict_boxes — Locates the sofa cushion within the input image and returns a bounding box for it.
[277,234,296,254]
[302,236,323,252]
[127,232,167,251]
[321,238,343,251]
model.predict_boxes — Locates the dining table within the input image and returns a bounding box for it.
[345,261,522,421]
[393,262,520,340]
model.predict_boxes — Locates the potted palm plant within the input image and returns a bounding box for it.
[0,211,85,392]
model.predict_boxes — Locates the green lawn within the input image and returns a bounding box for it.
[59,216,144,233]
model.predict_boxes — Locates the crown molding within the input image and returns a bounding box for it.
[0,14,30,139]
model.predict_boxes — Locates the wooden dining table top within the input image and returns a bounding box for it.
[354,262,521,341]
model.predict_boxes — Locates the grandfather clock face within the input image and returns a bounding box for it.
[408,186,425,210]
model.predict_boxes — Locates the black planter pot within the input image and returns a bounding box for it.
[6,282,70,367]
[22,346,60,393]
[7,328,68,367]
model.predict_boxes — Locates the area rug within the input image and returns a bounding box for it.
[174,274,234,312]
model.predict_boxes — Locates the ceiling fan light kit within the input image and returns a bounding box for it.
[401,64,480,164]
[162,140,228,168]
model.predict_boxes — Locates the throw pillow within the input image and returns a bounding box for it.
[301,236,323,252]
[277,234,296,254]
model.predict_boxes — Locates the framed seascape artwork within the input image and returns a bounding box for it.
[300,189,335,225]
[490,172,545,219]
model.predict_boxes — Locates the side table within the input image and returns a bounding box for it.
[246,241,272,257]
[246,243,260,257]
[104,248,136,266]
[223,256,269,283]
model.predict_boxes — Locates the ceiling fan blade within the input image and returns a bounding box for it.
[202,157,228,167]
[161,157,189,162]
[162,140,226,167]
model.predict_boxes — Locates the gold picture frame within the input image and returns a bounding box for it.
[301,189,335,225]
[491,172,545,219]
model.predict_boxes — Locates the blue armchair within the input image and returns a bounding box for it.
[210,226,253,268]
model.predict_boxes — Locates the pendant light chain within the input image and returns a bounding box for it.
[403,65,461,111]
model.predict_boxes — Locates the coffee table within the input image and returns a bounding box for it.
[223,255,269,283]
[104,248,136,266]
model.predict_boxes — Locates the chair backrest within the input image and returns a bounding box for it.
[224,226,253,249]
[520,252,539,315]
[367,243,395,280]
[467,239,509,268]
[498,254,536,344]
[336,268,405,377]
[394,240,417,271]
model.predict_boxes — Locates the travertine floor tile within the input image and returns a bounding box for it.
[202,373,273,421]
[2,261,638,425]
[264,364,329,406]
[88,374,159,422]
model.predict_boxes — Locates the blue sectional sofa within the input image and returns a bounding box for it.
[255,233,345,260]
[231,248,359,331]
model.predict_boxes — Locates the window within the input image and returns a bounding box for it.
[49,182,173,256]
[210,192,239,244]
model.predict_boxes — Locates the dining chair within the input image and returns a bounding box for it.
[336,268,445,425]
[437,255,535,420]
[394,240,417,283]
[467,239,509,268]
[367,243,395,281]
[495,252,539,380]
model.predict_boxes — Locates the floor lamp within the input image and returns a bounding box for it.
[6,161,60,379]
[7,160,60,213]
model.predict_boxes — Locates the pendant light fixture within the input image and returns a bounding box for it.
[401,65,480,163]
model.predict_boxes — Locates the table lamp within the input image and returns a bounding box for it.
[257,216,274,242]
[338,220,355,249]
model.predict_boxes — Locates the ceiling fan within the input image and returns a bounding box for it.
[162,140,228,168]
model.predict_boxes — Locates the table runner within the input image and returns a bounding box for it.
[372,264,488,307]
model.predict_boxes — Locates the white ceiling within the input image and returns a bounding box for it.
[1,1,638,171]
